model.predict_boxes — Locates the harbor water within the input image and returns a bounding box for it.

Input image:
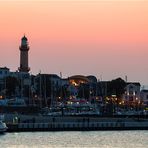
[0,131,148,148]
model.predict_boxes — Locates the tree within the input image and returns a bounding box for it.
[108,77,126,98]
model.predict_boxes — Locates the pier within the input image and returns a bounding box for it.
[5,114,148,132]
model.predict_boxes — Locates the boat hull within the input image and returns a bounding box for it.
[0,128,7,133]
[0,122,8,133]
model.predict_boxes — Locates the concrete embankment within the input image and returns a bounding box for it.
[4,114,148,132]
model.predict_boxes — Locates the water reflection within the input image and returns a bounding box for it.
[0,131,148,148]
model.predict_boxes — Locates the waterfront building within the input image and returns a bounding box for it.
[0,67,10,79]
[0,67,10,98]
[97,81,109,98]
[18,35,30,73]
[10,71,31,97]
[68,75,101,105]
[140,89,148,107]
[123,82,141,106]
[69,75,90,87]
[34,74,62,107]
[68,75,90,99]
[61,78,69,86]
[0,67,32,105]
[87,75,97,83]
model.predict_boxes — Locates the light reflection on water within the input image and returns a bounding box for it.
[0,131,148,148]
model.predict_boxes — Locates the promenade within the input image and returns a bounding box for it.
[4,114,148,132]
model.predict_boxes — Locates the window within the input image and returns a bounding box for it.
[129,86,133,89]
[129,91,133,95]
[129,96,133,101]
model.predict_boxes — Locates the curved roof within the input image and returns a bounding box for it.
[69,75,90,83]
[87,75,97,83]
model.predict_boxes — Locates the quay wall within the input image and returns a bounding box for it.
[4,114,148,132]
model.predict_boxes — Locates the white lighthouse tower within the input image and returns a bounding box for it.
[18,35,30,73]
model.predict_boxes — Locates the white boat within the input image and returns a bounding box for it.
[0,97,27,107]
[7,97,27,107]
[0,121,7,133]
[46,111,62,116]
[42,107,62,116]
[0,115,8,133]
[63,101,100,116]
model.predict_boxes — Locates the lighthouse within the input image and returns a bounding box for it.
[18,35,30,73]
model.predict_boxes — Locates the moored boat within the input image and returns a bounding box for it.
[0,115,8,133]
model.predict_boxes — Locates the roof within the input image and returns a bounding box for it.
[21,35,28,41]
[69,75,90,82]
[38,74,61,79]
[126,82,141,86]
[141,90,148,93]
[0,67,9,70]
[87,75,97,83]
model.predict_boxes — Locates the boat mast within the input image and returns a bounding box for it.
[39,73,42,108]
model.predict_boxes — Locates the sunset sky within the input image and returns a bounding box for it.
[0,0,148,85]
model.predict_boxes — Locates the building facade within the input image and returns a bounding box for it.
[123,83,141,106]
[140,90,148,107]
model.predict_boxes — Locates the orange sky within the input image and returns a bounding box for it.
[0,0,148,85]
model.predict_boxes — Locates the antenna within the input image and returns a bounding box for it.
[125,75,127,82]
[100,75,102,81]
[60,72,62,78]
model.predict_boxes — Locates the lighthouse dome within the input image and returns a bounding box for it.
[21,35,28,41]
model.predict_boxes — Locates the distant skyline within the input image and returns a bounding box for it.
[0,0,148,85]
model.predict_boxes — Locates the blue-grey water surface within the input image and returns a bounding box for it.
[0,131,148,148]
